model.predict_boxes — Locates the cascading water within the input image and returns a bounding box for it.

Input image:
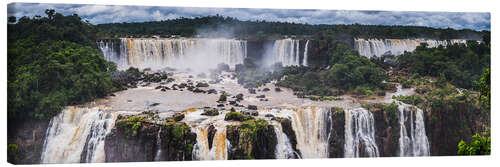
[191,126,230,160]
[354,38,468,58]
[98,38,247,71]
[276,107,331,158]
[154,127,163,161]
[40,107,117,164]
[397,101,430,156]
[185,109,230,160]
[270,39,301,66]
[302,40,309,66]
[344,108,379,158]
[273,123,299,159]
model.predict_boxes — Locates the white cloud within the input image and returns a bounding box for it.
[7,3,490,30]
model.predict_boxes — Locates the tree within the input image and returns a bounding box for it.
[476,67,490,109]
[457,133,491,155]
[8,16,16,23]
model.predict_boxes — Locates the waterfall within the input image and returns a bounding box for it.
[191,126,230,160]
[98,38,247,71]
[303,40,309,66]
[154,127,163,161]
[269,39,301,66]
[344,108,379,158]
[40,107,117,164]
[397,101,430,156]
[273,123,299,159]
[354,38,468,58]
[277,107,331,158]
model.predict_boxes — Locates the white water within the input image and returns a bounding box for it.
[397,101,430,156]
[355,38,468,58]
[41,107,117,164]
[154,127,163,161]
[185,109,231,160]
[274,107,331,158]
[98,38,247,71]
[269,39,301,66]
[273,123,299,159]
[303,40,309,66]
[344,108,379,158]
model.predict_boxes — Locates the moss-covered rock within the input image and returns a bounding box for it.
[327,108,345,158]
[226,119,277,159]
[105,114,196,162]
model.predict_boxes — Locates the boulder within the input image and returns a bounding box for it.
[247,105,258,110]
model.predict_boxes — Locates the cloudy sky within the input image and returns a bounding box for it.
[7,3,490,31]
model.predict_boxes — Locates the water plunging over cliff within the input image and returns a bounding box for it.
[41,107,117,163]
[344,108,379,158]
[269,39,301,66]
[98,38,247,71]
[276,107,331,158]
[397,101,430,156]
[273,123,299,159]
[354,38,468,58]
[185,109,231,160]
[303,40,309,66]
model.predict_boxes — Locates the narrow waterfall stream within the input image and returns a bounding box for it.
[397,101,430,156]
[344,108,379,158]
[154,127,163,161]
[273,123,299,159]
[40,107,117,163]
[303,40,309,66]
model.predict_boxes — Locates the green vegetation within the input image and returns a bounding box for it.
[227,119,273,159]
[397,35,490,89]
[218,92,227,102]
[116,116,147,137]
[475,67,490,110]
[393,95,424,106]
[309,96,343,101]
[7,143,20,162]
[196,82,210,87]
[202,108,219,116]
[8,10,116,120]
[96,15,486,40]
[225,111,255,121]
[457,133,491,155]
[363,102,399,125]
[276,43,388,97]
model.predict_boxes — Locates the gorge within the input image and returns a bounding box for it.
[9,37,482,163]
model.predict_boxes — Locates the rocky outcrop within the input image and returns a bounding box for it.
[327,108,345,158]
[424,101,490,156]
[275,118,301,158]
[226,119,277,159]
[7,118,50,164]
[369,103,400,157]
[104,116,196,162]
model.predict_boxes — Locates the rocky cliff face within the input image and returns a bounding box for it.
[104,115,196,162]
[327,109,345,158]
[7,119,50,164]
[424,101,490,156]
[277,118,302,158]
[370,105,400,157]
[226,119,278,159]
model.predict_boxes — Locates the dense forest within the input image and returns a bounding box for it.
[96,15,487,40]
[7,10,117,120]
